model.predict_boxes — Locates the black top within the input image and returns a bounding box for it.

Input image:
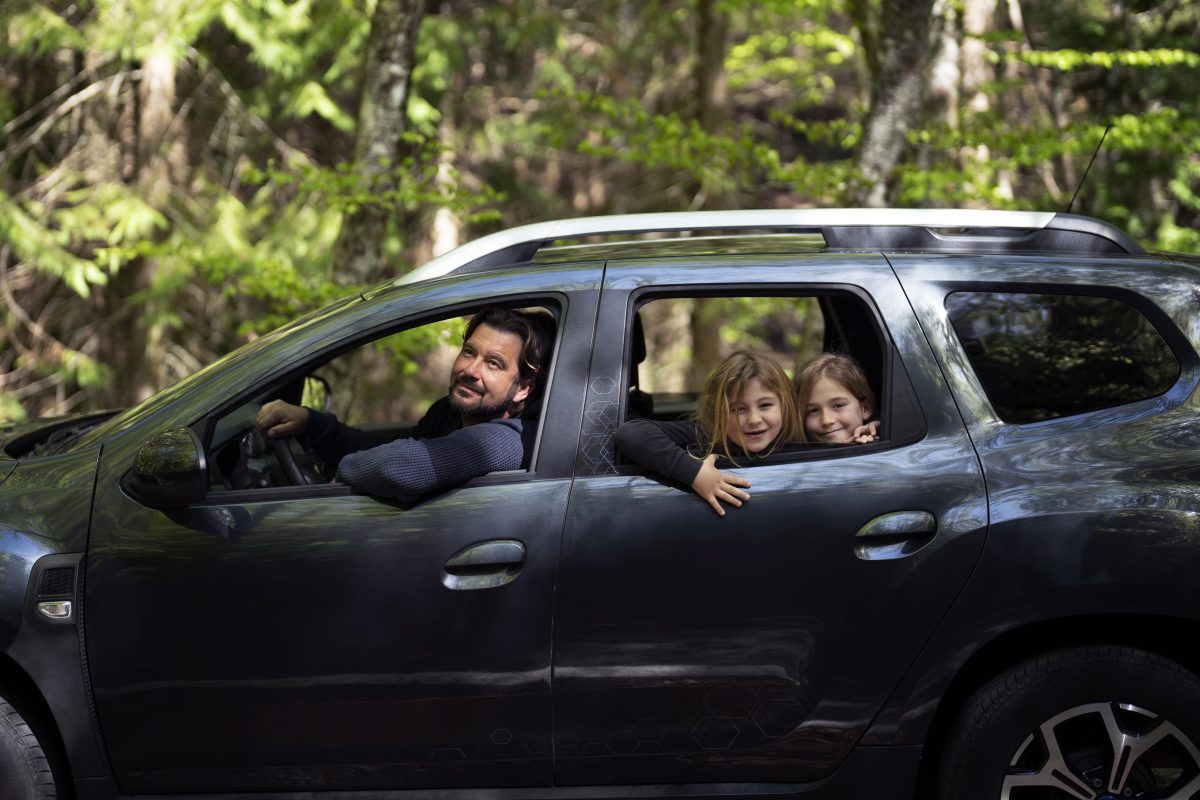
[616,418,709,485]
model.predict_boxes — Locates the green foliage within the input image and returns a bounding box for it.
[247,138,502,220]
[85,0,222,60]
[2,0,1197,424]
[4,4,87,55]
[0,192,110,298]
[58,348,112,389]
[717,296,825,371]
[0,394,26,423]
[171,175,346,336]
[315,315,463,426]
[292,81,355,131]
[1012,48,1200,71]
[374,323,454,377]
[216,0,369,127]
[541,88,859,204]
[568,93,773,183]
[728,29,856,103]
[3,0,496,422]
[640,295,824,394]
[220,0,318,73]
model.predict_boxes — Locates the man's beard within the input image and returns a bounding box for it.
[448,376,521,421]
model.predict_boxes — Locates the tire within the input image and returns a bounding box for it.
[0,698,56,800]
[939,646,1200,800]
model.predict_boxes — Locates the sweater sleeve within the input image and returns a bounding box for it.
[615,418,707,486]
[334,418,525,502]
[304,409,392,474]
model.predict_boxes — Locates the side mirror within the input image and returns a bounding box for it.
[126,428,208,506]
[303,374,333,412]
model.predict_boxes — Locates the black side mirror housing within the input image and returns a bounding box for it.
[126,428,208,506]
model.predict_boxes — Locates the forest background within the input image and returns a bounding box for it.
[2,0,1198,424]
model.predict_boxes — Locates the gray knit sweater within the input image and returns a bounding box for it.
[306,398,529,502]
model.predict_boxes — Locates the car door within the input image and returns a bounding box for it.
[83,268,600,792]
[553,254,989,785]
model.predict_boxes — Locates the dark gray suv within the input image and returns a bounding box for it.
[2,209,1199,800]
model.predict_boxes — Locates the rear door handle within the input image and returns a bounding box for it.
[442,539,526,590]
[854,511,937,560]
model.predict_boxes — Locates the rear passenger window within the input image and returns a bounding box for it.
[622,291,926,458]
[632,296,827,418]
[946,291,1179,424]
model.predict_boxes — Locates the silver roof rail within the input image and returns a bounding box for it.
[394,208,1142,285]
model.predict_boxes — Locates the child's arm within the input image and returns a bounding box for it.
[616,418,707,484]
[616,419,751,516]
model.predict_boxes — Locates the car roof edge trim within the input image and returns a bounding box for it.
[393,208,1143,287]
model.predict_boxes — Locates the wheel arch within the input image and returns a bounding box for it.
[913,612,1200,797]
[0,650,73,798]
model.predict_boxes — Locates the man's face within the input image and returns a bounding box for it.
[448,323,532,423]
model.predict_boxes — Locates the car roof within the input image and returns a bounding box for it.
[531,234,829,263]
[390,208,1144,289]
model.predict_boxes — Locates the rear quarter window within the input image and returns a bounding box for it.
[945,291,1180,424]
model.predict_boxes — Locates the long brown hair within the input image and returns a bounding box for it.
[694,351,801,460]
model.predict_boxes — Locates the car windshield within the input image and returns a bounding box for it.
[67,294,362,452]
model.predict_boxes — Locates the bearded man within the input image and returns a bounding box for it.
[256,306,550,501]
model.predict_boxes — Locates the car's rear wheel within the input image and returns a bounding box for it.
[939,646,1200,800]
[0,697,56,799]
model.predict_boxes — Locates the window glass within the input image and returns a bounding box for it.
[622,292,917,466]
[309,304,555,427]
[945,291,1179,423]
[311,318,465,427]
[206,304,556,491]
[635,297,825,417]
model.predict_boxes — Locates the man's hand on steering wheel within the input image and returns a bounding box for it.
[257,400,323,485]
[256,399,309,439]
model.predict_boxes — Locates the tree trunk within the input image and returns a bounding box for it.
[429,187,461,259]
[131,36,183,401]
[960,0,1015,200]
[961,0,998,113]
[332,0,428,286]
[689,298,725,390]
[696,0,728,138]
[927,0,959,131]
[918,0,960,206]
[851,0,937,207]
[99,25,184,405]
[688,0,728,383]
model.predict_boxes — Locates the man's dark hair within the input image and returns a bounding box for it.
[464,306,554,415]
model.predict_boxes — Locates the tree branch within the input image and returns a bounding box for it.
[0,71,134,171]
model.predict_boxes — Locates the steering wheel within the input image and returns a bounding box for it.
[269,435,323,486]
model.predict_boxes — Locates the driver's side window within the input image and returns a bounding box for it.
[307,316,467,436]
[205,304,556,493]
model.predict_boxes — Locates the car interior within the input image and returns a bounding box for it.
[621,292,925,463]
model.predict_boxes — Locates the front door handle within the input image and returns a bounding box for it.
[442,539,526,590]
[854,511,937,560]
